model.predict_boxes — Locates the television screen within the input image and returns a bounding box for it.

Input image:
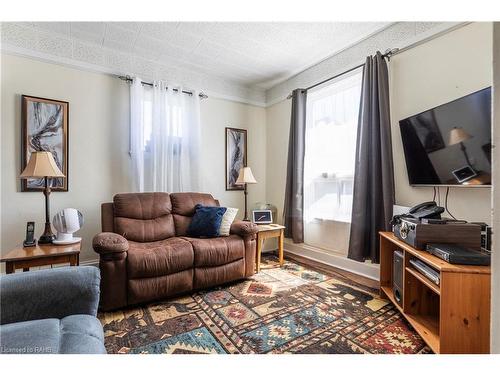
[399,87,491,186]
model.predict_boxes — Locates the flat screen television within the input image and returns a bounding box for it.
[399,87,491,187]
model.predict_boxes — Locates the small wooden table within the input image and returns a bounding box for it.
[255,224,285,272]
[1,242,81,274]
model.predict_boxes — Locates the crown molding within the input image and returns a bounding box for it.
[0,26,267,107]
[265,22,470,107]
[2,22,472,108]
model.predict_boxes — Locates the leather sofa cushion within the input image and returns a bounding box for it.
[170,193,218,236]
[114,192,172,219]
[170,192,218,216]
[187,204,227,238]
[172,214,191,237]
[113,193,175,242]
[185,235,245,267]
[128,270,193,305]
[127,238,194,279]
[114,216,175,243]
[194,259,245,290]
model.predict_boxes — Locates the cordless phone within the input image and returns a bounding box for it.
[23,221,36,247]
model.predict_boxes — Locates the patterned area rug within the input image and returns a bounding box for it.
[99,256,430,354]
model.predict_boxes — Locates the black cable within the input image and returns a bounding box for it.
[444,187,457,220]
[432,187,436,202]
[436,187,441,206]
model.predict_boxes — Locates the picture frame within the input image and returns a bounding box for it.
[225,127,247,191]
[21,95,69,192]
[252,210,273,224]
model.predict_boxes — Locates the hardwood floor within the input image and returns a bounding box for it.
[277,250,379,291]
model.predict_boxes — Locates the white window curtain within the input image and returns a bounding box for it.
[130,78,201,193]
[304,69,363,223]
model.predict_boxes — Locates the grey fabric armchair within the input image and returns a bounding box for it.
[0,267,106,354]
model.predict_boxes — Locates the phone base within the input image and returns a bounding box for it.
[23,240,37,248]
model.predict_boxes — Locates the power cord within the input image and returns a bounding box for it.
[432,187,437,202]
[444,187,457,220]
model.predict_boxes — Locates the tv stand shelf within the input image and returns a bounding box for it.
[379,232,490,354]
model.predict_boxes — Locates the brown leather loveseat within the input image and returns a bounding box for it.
[92,192,257,311]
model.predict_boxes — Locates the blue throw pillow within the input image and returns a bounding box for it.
[187,204,227,238]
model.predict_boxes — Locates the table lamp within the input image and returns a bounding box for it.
[449,127,474,169]
[20,151,65,244]
[235,166,257,221]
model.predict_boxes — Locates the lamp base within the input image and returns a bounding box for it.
[38,234,55,244]
[38,222,55,244]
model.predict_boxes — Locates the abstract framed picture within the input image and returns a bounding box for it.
[225,127,247,191]
[21,95,68,192]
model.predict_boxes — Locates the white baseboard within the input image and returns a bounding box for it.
[284,242,380,281]
[80,259,99,267]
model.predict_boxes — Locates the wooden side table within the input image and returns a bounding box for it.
[255,224,285,272]
[1,242,81,274]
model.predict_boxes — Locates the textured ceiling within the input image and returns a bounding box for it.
[4,22,391,90]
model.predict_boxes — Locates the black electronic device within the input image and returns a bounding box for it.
[470,222,492,252]
[390,201,444,227]
[252,210,273,224]
[393,250,404,305]
[420,218,447,224]
[399,87,491,186]
[409,258,440,285]
[426,243,491,266]
[407,201,445,220]
[23,221,36,247]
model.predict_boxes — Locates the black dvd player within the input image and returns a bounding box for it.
[426,243,491,266]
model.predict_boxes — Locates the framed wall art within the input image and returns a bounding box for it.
[225,127,247,191]
[21,95,69,192]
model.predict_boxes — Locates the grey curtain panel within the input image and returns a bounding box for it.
[348,52,395,263]
[283,89,307,243]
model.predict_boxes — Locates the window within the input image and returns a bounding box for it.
[130,80,201,193]
[304,68,363,223]
[142,89,183,156]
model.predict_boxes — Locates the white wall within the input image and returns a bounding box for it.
[1,54,131,265]
[265,99,291,223]
[200,97,267,218]
[390,22,492,223]
[1,53,266,265]
[491,22,500,354]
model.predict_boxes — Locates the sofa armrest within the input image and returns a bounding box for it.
[93,232,129,255]
[0,266,100,325]
[230,220,258,238]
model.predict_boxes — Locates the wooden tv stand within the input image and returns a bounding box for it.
[379,232,490,353]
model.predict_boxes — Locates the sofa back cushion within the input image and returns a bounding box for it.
[187,204,227,238]
[113,193,175,242]
[170,192,219,236]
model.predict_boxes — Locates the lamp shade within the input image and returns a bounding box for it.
[20,151,65,178]
[449,127,472,146]
[235,167,257,185]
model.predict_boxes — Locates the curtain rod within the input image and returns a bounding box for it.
[286,48,399,99]
[118,75,208,99]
